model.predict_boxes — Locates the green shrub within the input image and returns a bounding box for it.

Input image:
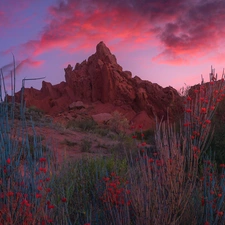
[66,118,97,132]
[80,138,92,152]
[61,138,77,147]
[108,111,129,134]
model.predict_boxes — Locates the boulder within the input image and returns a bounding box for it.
[92,113,112,124]
[69,101,85,110]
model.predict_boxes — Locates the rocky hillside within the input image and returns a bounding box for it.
[12,41,183,129]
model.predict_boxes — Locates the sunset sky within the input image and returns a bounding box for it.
[1,0,225,95]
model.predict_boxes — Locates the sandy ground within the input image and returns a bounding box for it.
[24,121,121,163]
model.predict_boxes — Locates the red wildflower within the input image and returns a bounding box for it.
[61,197,67,203]
[187,96,192,101]
[109,182,117,188]
[201,108,207,113]
[103,177,110,182]
[200,97,204,102]
[126,190,131,194]
[110,172,116,177]
[39,167,47,173]
[0,192,4,198]
[6,158,11,164]
[185,109,192,113]
[184,122,191,127]
[193,146,200,153]
[37,186,43,191]
[16,192,22,198]
[193,154,198,159]
[127,200,131,206]
[22,199,31,207]
[148,158,154,163]
[48,204,55,209]
[36,193,42,198]
[217,211,223,216]
[6,191,14,197]
[39,157,46,163]
[194,89,199,93]
[205,120,211,124]
[156,159,163,166]
[46,188,51,193]
[201,197,205,206]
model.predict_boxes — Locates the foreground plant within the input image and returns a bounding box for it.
[2,64,225,225]
[0,101,55,224]
[125,68,225,225]
[0,66,55,224]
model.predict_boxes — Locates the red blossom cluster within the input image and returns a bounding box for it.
[100,172,131,207]
[201,159,225,223]
[183,78,225,161]
[0,157,56,224]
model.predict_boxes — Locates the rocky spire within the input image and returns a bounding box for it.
[95,41,117,64]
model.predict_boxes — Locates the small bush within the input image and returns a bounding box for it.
[61,138,77,147]
[108,111,129,134]
[66,118,97,132]
[80,138,92,152]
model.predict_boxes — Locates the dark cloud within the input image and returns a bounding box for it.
[47,0,225,63]
[4,0,225,64]
[155,0,225,62]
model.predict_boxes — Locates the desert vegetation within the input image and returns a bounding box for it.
[1,68,225,225]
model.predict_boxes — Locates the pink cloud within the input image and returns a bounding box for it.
[154,0,225,64]
[4,0,225,66]
[0,11,9,27]
[19,0,156,56]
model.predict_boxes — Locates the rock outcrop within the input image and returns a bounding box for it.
[12,41,183,129]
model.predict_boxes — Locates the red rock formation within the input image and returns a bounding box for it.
[12,41,183,129]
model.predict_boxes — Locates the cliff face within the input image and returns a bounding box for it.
[13,41,183,129]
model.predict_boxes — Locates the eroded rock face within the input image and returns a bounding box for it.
[12,41,183,128]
